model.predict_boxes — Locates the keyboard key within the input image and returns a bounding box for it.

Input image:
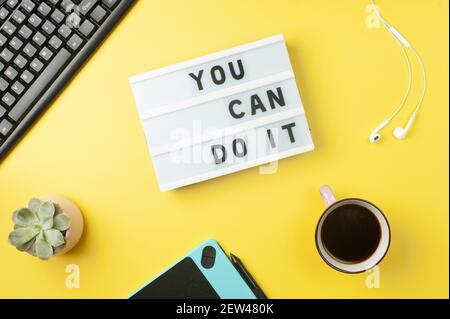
[30,59,44,72]
[51,9,65,24]
[0,106,5,118]
[0,8,9,21]
[1,93,16,107]
[0,34,7,46]
[58,24,72,38]
[102,0,118,10]
[11,81,25,95]
[14,55,28,69]
[6,0,19,9]
[12,10,26,24]
[39,47,54,61]
[32,32,47,47]
[0,119,13,136]
[79,19,95,37]
[66,12,81,29]
[21,0,36,13]
[67,34,84,51]
[42,20,56,35]
[0,77,8,92]
[79,0,99,15]
[49,36,63,50]
[4,66,18,81]
[0,48,14,62]
[9,49,71,121]
[20,70,34,84]
[0,62,3,72]
[19,25,33,39]
[9,37,23,51]
[29,13,43,28]
[23,43,37,58]
[38,3,52,16]
[91,6,107,23]
[61,0,75,11]
[2,21,16,36]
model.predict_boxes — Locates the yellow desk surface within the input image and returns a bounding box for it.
[0,0,448,299]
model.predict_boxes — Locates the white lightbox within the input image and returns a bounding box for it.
[130,35,314,191]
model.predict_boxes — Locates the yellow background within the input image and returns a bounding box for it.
[0,0,448,298]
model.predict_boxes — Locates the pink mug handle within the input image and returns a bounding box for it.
[320,185,337,207]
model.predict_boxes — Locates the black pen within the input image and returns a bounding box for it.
[230,253,267,299]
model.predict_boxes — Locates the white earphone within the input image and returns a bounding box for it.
[369,0,427,143]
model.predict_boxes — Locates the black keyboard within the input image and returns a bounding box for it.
[0,0,135,160]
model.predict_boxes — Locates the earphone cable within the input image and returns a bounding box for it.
[371,0,390,28]
[371,0,413,122]
[371,0,427,124]
[409,46,427,117]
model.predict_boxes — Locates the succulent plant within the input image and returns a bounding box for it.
[8,199,71,260]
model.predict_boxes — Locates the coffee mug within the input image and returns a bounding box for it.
[315,185,390,273]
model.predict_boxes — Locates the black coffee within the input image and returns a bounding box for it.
[321,204,381,263]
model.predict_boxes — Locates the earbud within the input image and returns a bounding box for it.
[393,127,407,140]
[369,119,390,143]
[393,112,417,140]
[369,132,381,144]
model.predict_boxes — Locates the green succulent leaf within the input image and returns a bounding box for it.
[28,198,42,214]
[53,203,63,216]
[38,202,55,230]
[16,237,36,252]
[35,232,53,260]
[44,229,65,248]
[8,226,40,247]
[53,214,70,231]
[12,208,38,227]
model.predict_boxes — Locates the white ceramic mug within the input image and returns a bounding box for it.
[315,185,391,273]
